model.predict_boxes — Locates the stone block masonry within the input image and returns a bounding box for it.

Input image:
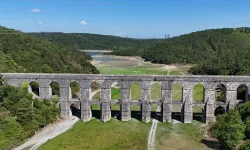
[3,73,250,123]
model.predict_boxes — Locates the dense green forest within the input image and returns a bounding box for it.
[28,32,163,54]
[144,28,250,75]
[0,26,98,74]
[110,28,250,75]
[0,75,59,150]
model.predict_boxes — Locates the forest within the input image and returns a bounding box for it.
[28,32,163,53]
[0,75,59,149]
[0,26,99,74]
[110,28,250,75]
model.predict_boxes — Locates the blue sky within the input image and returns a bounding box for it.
[0,0,250,38]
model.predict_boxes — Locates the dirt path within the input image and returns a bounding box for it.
[14,117,79,150]
[148,106,161,150]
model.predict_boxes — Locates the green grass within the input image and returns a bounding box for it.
[97,65,169,75]
[38,119,151,150]
[156,122,212,150]
[172,84,183,101]
[193,84,204,102]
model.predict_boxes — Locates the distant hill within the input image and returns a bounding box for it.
[0,26,99,74]
[115,28,250,75]
[28,32,164,55]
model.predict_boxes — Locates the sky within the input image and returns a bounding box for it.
[1,0,250,38]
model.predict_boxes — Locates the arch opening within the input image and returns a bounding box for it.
[131,104,141,121]
[215,84,226,103]
[237,84,248,104]
[130,82,141,101]
[70,103,81,119]
[150,83,161,101]
[91,81,101,101]
[50,82,60,101]
[193,84,204,102]
[214,106,226,116]
[151,104,162,121]
[111,82,120,119]
[172,83,183,102]
[70,81,80,99]
[91,104,101,119]
[171,104,182,122]
[150,83,162,121]
[193,105,204,122]
[29,81,39,96]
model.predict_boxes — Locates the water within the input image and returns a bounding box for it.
[88,52,104,56]
[87,52,127,62]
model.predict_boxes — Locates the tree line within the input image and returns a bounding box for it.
[28,32,164,52]
[0,26,99,74]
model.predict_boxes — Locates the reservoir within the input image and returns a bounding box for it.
[87,51,128,62]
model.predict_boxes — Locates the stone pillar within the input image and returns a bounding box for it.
[161,81,172,122]
[100,81,111,122]
[120,81,131,121]
[59,80,71,119]
[182,83,193,123]
[141,81,151,123]
[204,84,215,123]
[38,79,51,99]
[80,80,92,122]
[39,86,51,99]
[227,90,237,110]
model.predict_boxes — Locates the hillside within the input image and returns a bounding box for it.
[0,26,99,74]
[28,32,163,55]
[142,28,250,75]
[108,28,250,75]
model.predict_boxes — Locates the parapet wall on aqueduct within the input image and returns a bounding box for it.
[2,73,250,123]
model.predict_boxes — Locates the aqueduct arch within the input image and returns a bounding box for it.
[3,73,250,123]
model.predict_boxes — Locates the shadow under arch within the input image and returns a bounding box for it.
[131,104,141,121]
[237,84,248,105]
[70,103,81,119]
[193,105,204,122]
[91,103,101,120]
[29,81,40,96]
[214,106,226,116]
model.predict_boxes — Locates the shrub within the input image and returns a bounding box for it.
[211,110,245,149]
[240,141,250,150]
[245,117,250,139]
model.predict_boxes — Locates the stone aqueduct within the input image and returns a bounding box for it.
[2,73,250,123]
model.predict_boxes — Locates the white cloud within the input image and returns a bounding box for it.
[37,21,43,25]
[80,21,88,25]
[31,8,40,13]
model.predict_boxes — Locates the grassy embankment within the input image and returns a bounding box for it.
[38,119,150,150]
[156,122,213,150]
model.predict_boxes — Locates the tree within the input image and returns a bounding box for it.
[245,117,250,139]
[211,110,245,149]
[0,74,3,85]
[239,141,250,150]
